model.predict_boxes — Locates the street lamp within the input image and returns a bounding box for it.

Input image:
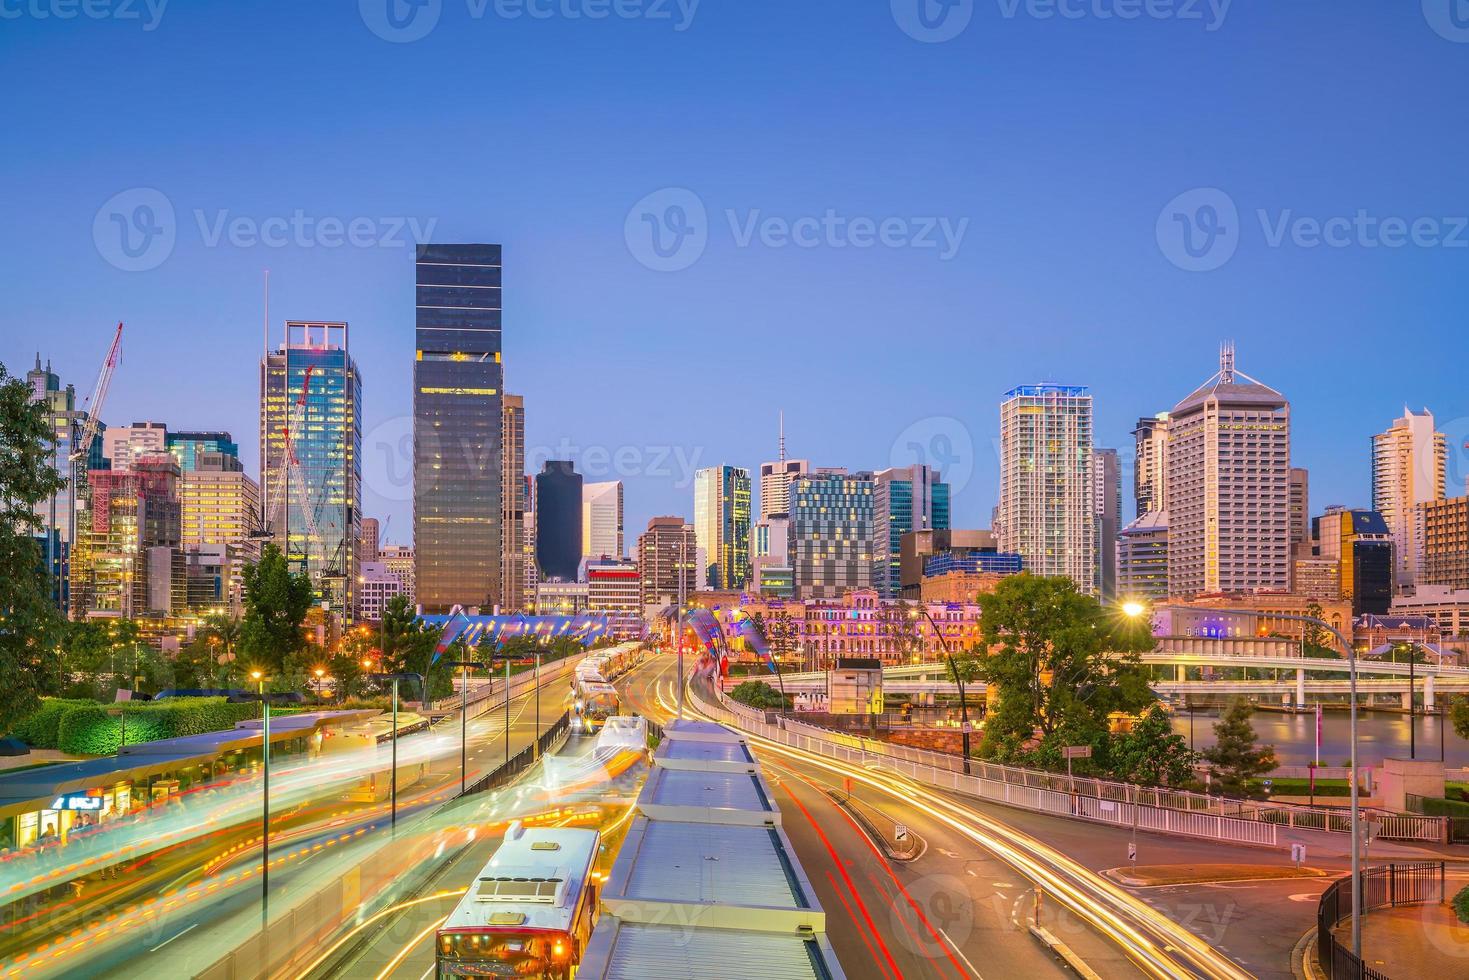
[910,605,973,775]
[249,669,270,934]
[1125,599,1364,958]
[370,672,424,831]
[442,660,486,796]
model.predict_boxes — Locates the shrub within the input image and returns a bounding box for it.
[729,680,792,711]
[1418,796,1469,819]
[55,698,273,755]
[1454,885,1469,926]
[10,699,96,748]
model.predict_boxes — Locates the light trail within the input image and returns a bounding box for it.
[636,661,1252,980]
[375,915,449,980]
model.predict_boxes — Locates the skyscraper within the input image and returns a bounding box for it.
[582,481,625,558]
[535,460,583,582]
[1289,468,1311,556]
[1314,508,1394,616]
[359,516,380,563]
[758,413,808,521]
[261,321,362,619]
[788,469,873,599]
[1092,447,1121,600]
[178,449,260,609]
[636,516,697,612]
[1118,510,1169,602]
[997,385,1096,592]
[1166,345,1291,597]
[413,243,503,613]
[1372,408,1447,592]
[501,393,526,612]
[27,355,99,611]
[71,454,184,619]
[693,465,751,590]
[872,464,950,598]
[1132,413,1169,519]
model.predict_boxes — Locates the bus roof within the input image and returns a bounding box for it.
[440,826,600,936]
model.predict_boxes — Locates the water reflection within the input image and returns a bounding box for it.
[1171,707,1467,769]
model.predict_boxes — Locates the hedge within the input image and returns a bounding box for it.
[1454,885,1469,926]
[9,699,97,749]
[53,698,282,756]
[1417,796,1469,819]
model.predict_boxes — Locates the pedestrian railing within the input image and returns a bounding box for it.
[706,683,1449,844]
[1317,862,1444,980]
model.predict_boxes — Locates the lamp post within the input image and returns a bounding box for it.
[442,660,486,796]
[910,605,972,775]
[1125,599,1363,958]
[370,672,424,832]
[534,652,542,758]
[249,669,270,934]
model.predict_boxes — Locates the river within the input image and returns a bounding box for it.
[1170,707,1469,770]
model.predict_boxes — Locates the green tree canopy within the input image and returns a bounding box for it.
[237,543,314,672]
[1110,705,1198,787]
[1202,700,1277,797]
[0,361,67,731]
[975,574,1155,761]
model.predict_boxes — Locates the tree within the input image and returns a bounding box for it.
[975,574,1155,762]
[880,600,924,662]
[729,679,792,710]
[1111,705,1198,787]
[0,361,67,732]
[1302,602,1329,651]
[1202,700,1277,797]
[238,544,314,672]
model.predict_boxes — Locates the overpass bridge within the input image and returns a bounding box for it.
[770,649,1469,709]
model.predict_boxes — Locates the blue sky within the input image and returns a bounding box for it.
[3,0,1468,544]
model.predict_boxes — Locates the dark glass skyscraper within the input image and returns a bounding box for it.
[535,460,582,582]
[414,244,503,613]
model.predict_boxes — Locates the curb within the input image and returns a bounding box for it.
[1027,918,1104,980]
[1293,927,1323,980]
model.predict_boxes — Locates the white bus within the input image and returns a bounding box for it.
[436,824,601,979]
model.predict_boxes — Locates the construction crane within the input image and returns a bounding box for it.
[254,365,325,576]
[70,322,123,464]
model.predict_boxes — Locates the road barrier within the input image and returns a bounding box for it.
[1317,862,1444,979]
[693,681,1451,846]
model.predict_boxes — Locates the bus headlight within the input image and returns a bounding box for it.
[552,939,568,960]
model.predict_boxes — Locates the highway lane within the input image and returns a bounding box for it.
[620,654,1256,980]
[3,679,575,980]
[310,731,643,980]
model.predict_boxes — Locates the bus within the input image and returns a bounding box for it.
[572,680,620,733]
[436,824,601,979]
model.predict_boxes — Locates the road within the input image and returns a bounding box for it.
[1,676,576,980]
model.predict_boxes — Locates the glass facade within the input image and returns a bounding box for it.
[693,465,751,590]
[414,244,503,612]
[261,322,362,619]
[873,465,949,598]
[535,460,583,582]
[788,471,873,599]
[166,431,240,472]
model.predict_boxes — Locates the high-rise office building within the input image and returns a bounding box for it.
[359,517,380,563]
[178,451,261,609]
[1093,448,1122,600]
[758,414,808,521]
[1289,468,1310,555]
[1372,408,1447,592]
[167,431,240,473]
[694,465,752,591]
[26,355,100,611]
[788,469,874,599]
[1117,510,1169,603]
[585,556,642,638]
[103,421,167,472]
[413,243,503,613]
[261,321,362,619]
[1132,413,1169,519]
[535,460,583,582]
[1165,346,1291,597]
[501,393,526,613]
[1420,497,1469,591]
[582,481,625,559]
[636,516,698,612]
[379,544,416,607]
[1314,508,1394,616]
[997,384,1096,592]
[71,453,184,619]
[872,465,950,598]
[522,475,538,604]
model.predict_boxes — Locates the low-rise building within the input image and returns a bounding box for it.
[1390,585,1469,639]
[586,557,643,639]
[356,561,405,623]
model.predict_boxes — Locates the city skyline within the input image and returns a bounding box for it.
[7,3,1468,544]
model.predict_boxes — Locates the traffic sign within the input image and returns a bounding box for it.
[1063,745,1092,759]
[895,824,910,843]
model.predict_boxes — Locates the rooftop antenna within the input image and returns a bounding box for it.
[778,409,786,464]
[1219,341,1236,383]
